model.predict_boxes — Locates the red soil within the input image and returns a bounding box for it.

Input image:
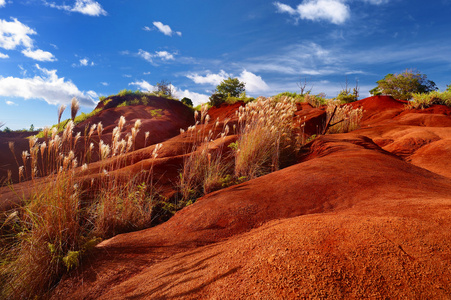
[3,96,451,298]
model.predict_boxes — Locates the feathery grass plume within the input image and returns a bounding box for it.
[97,121,103,141]
[70,97,80,121]
[58,104,66,125]
[234,96,297,180]
[325,100,363,134]
[179,109,230,202]
[144,131,150,148]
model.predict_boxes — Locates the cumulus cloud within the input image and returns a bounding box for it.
[275,0,350,25]
[137,49,176,64]
[0,18,36,50]
[0,0,6,8]
[45,0,107,16]
[238,70,270,93]
[174,89,209,106]
[129,79,209,106]
[73,57,94,67]
[187,70,231,86]
[0,18,57,61]
[187,70,269,94]
[152,21,182,37]
[22,49,56,62]
[0,64,97,107]
[129,80,154,92]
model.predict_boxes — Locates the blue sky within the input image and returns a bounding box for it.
[0,0,451,130]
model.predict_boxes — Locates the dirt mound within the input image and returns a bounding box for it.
[51,134,451,299]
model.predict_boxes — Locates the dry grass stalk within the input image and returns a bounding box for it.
[325,100,364,134]
[58,104,66,125]
[70,97,80,121]
[234,96,297,179]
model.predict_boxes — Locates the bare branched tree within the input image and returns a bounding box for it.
[297,77,313,96]
[58,104,66,125]
[71,97,80,121]
[353,79,360,99]
[154,80,174,98]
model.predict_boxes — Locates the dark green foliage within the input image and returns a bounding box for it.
[215,77,245,98]
[209,93,226,107]
[181,97,193,107]
[370,70,437,100]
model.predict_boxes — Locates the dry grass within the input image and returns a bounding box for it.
[179,105,231,202]
[0,116,162,299]
[408,90,451,109]
[234,96,297,179]
[325,100,364,134]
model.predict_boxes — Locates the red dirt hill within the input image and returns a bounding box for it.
[49,96,451,299]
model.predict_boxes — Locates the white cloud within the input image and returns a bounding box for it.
[187,70,231,85]
[152,21,182,37]
[243,42,339,76]
[238,70,270,93]
[137,49,176,64]
[0,52,8,58]
[0,18,36,50]
[0,18,57,62]
[22,48,56,62]
[45,0,107,16]
[174,88,209,106]
[275,0,350,25]
[155,51,174,61]
[129,79,209,106]
[6,100,17,106]
[274,2,297,15]
[0,0,6,8]
[100,82,108,86]
[74,57,94,67]
[0,64,97,106]
[129,80,154,92]
[186,69,269,95]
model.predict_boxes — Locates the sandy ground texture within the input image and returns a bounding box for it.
[2,96,451,299]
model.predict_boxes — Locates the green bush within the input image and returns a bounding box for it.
[409,90,451,109]
[209,93,225,107]
[181,97,193,107]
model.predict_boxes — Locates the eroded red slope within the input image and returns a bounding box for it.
[51,134,451,299]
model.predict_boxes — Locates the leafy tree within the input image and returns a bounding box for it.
[447,84,451,92]
[29,124,34,131]
[181,97,193,107]
[215,77,245,98]
[370,69,437,100]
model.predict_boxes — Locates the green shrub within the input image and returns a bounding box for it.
[181,97,193,107]
[409,90,451,109]
[209,93,225,107]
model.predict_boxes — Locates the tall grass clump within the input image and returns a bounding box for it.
[234,96,297,179]
[325,100,364,134]
[1,116,162,299]
[408,90,451,109]
[179,105,231,202]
